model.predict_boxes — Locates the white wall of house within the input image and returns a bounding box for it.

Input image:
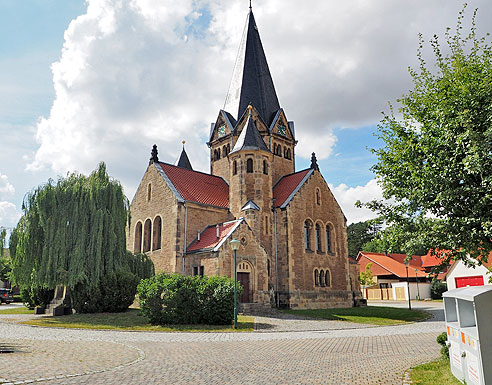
[392,282,431,300]
[446,261,491,290]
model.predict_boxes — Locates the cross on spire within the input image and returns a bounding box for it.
[249,0,252,10]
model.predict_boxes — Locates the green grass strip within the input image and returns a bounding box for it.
[410,359,462,384]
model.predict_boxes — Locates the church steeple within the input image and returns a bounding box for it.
[230,106,269,154]
[223,8,280,125]
[175,141,193,170]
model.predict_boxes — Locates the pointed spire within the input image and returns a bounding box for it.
[223,8,280,125]
[231,105,269,153]
[175,140,193,170]
[149,144,159,165]
[310,152,319,170]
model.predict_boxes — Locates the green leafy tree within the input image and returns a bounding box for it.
[360,6,492,266]
[0,228,11,283]
[360,262,375,287]
[347,221,380,257]
[9,163,151,295]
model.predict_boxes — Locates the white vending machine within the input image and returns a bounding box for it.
[443,286,492,385]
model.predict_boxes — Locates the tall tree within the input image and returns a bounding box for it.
[347,221,380,257]
[10,163,130,289]
[361,6,492,265]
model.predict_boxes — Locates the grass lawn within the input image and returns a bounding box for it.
[282,306,430,325]
[21,308,254,332]
[410,359,462,384]
[0,306,34,315]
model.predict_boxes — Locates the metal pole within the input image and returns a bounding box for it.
[415,269,420,300]
[233,249,237,329]
[406,265,411,310]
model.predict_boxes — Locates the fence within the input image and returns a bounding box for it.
[365,288,392,300]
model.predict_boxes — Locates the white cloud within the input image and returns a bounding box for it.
[329,179,383,224]
[27,0,492,200]
[0,202,21,229]
[0,173,15,200]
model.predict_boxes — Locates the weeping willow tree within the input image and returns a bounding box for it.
[10,163,134,290]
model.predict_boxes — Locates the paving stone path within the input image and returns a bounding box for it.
[0,305,445,385]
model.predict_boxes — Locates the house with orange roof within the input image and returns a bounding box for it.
[126,7,359,309]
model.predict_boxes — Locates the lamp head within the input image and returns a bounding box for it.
[230,239,240,251]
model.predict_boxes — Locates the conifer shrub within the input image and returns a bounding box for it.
[21,286,54,309]
[137,273,240,325]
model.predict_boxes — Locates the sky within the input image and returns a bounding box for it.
[1,0,491,231]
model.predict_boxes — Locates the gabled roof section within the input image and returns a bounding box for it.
[223,9,280,126]
[174,146,193,170]
[357,252,428,278]
[273,169,313,208]
[187,219,244,253]
[155,162,229,208]
[230,110,269,154]
[241,200,260,211]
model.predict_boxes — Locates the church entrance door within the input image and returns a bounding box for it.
[237,272,251,303]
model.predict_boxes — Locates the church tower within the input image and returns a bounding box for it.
[208,7,296,186]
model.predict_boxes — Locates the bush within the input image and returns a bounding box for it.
[21,286,54,309]
[437,332,449,359]
[431,280,447,299]
[138,273,241,325]
[72,270,139,313]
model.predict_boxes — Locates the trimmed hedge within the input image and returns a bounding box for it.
[137,273,241,325]
[72,270,139,313]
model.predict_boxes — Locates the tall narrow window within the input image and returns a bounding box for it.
[199,266,204,277]
[314,269,319,287]
[263,160,268,175]
[143,219,152,252]
[247,158,253,173]
[222,146,227,157]
[326,225,332,253]
[325,269,331,287]
[316,189,321,205]
[147,184,152,202]
[134,222,143,253]
[304,220,312,250]
[267,259,271,276]
[315,224,322,252]
[152,216,162,251]
[319,270,325,287]
[233,160,238,175]
[286,148,291,160]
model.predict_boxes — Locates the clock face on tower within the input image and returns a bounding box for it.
[218,125,226,138]
[277,124,287,137]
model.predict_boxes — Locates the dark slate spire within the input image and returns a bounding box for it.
[231,106,269,153]
[175,141,193,170]
[310,152,319,170]
[223,8,280,125]
[149,144,159,165]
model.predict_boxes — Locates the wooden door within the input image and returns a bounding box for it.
[237,272,250,303]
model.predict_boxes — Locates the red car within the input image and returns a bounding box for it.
[0,288,13,304]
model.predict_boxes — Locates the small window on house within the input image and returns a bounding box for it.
[263,160,268,175]
[247,158,253,173]
[199,266,204,277]
[147,184,152,202]
[152,216,162,251]
[143,219,151,252]
[325,269,331,287]
[134,222,143,253]
[315,224,322,252]
[326,225,332,253]
[233,160,238,175]
[316,189,321,205]
[314,269,319,287]
[193,266,198,276]
[319,270,325,287]
[304,220,312,250]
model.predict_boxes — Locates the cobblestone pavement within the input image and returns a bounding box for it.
[0,311,445,385]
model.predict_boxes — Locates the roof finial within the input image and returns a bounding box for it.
[182,140,186,148]
[248,104,253,117]
[150,144,159,165]
[249,0,252,10]
[310,152,319,170]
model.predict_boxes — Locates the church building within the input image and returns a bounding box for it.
[127,7,359,309]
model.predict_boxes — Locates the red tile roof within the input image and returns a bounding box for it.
[187,220,242,252]
[357,252,428,278]
[273,169,311,208]
[158,162,229,208]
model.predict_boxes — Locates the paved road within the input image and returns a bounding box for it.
[0,306,445,385]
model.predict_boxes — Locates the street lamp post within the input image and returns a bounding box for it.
[404,261,411,310]
[230,239,240,329]
[415,269,420,300]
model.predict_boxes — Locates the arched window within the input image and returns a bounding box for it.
[247,158,253,173]
[143,219,151,252]
[227,144,230,154]
[319,270,325,287]
[277,144,282,156]
[222,146,227,157]
[134,222,142,253]
[315,224,322,252]
[233,160,238,175]
[325,269,331,287]
[316,188,321,205]
[152,216,162,251]
[263,160,268,175]
[304,220,312,250]
[326,225,332,253]
[147,184,152,202]
[286,148,291,160]
[314,269,319,287]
